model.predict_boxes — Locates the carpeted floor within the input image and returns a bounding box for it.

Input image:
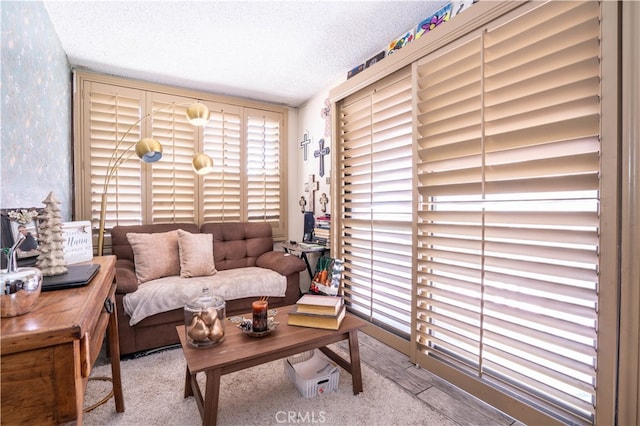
[83,345,456,425]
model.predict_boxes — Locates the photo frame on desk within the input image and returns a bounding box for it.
[0,207,44,265]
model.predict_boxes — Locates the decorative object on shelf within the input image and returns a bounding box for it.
[416,2,452,39]
[97,102,215,256]
[320,98,331,138]
[304,174,319,213]
[36,192,67,277]
[0,234,43,317]
[299,196,307,213]
[365,51,386,69]
[347,63,364,79]
[319,193,329,213]
[388,27,415,56]
[299,131,312,162]
[184,287,225,348]
[314,139,330,178]
[451,0,478,18]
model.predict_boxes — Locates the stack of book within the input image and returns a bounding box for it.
[287,294,345,330]
[312,214,331,247]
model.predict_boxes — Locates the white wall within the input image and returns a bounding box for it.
[287,81,341,291]
[289,89,333,240]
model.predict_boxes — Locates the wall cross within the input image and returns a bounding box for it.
[304,174,319,212]
[319,192,329,213]
[299,131,312,162]
[314,138,330,177]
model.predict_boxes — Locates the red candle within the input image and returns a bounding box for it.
[252,300,268,332]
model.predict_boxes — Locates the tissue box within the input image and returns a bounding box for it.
[284,350,339,397]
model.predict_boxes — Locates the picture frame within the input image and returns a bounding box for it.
[0,207,44,265]
[61,221,93,265]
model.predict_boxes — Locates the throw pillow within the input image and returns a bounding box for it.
[127,230,180,284]
[177,229,217,278]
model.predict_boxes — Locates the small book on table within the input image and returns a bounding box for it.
[287,305,346,330]
[296,294,343,316]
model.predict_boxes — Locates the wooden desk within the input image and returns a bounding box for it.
[1,255,124,425]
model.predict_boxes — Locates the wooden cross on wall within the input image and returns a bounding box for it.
[299,131,312,162]
[314,138,330,177]
[304,174,319,212]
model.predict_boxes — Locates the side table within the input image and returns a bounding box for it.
[280,241,327,280]
[0,255,124,425]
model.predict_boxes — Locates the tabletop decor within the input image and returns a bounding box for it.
[184,287,225,348]
[251,296,269,332]
[0,234,42,317]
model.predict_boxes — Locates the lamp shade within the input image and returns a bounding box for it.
[186,103,211,126]
[192,153,214,175]
[135,138,163,163]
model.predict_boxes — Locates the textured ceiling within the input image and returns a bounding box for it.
[43,1,445,107]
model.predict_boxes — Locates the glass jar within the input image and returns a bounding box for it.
[184,288,225,348]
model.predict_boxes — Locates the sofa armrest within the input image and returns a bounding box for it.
[115,259,139,294]
[256,251,305,276]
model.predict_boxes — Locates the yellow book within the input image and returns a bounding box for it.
[287,305,346,330]
[296,294,343,316]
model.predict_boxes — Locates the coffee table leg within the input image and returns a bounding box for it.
[184,366,193,398]
[348,329,363,394]
[203,368,222,426]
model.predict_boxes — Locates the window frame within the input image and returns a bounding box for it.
[73,71,288,252]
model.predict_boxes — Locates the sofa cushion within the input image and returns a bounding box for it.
[177,229,217,278]
[112,223,199,262]
[127,230,180,284]
[200,222,273,270]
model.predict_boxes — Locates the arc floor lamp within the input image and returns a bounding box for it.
[96,102,214,256]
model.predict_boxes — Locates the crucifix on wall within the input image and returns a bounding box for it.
[314,138,330,177]
[299,131,312,162]
[304,174,319,213]
[319,192,329,213]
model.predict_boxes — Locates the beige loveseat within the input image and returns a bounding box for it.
[111,222,305,356]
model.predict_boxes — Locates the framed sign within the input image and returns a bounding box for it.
[62,221,93,264]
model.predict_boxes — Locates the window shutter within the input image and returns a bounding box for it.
[201,103,242,223]
[415,1,601,422]
[246,109,283,237]
[338,67,414,337]
[147,95,199,223]
[87,82,145,230]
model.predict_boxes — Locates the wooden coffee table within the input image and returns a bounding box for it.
[176,305,367,425]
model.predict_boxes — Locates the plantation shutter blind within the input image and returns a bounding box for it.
[87,83,146,231]
[416,1,601,423]
[246,109,283,237]
[338,67,413,337]
[147,95,200,223]
[202,103,242,223]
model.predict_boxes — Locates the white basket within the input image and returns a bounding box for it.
[284,350,339,398]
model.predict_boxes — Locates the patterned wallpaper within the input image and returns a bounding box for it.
[0,1,72,219]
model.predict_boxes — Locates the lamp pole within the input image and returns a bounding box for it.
[96,102,212,256]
